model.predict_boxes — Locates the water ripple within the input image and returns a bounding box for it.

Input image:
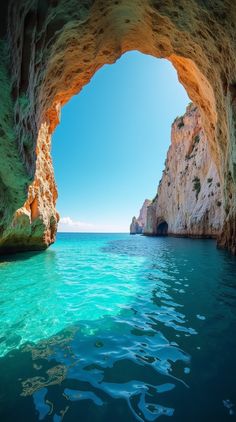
[0,234,236,421]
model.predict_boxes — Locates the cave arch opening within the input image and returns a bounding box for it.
[2,1,236,254]
[156,221,168,237]
[51,51,189,234]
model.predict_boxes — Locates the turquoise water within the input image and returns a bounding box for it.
[0,233,236,421]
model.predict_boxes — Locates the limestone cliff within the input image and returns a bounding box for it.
[144,104,224,238]
[130,199,151,234]
[0,1,236,253]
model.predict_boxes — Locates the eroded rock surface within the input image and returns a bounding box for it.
[0,0,236,253]
[130,199,151,234]
[144,104,224,238]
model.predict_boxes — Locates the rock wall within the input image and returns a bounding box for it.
[144,104,224,238]
[130,199,151,234]
[0,0,236,253]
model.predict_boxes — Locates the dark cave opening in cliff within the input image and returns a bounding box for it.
[156,221,168,236]
[52,51,190,234]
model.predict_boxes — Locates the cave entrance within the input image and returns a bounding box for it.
[52,51,189,233]
[156,221,168,236]
[3,1,232,254]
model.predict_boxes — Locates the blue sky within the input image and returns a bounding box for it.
[52,51,189,232]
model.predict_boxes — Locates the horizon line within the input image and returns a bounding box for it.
[57,231,130,234]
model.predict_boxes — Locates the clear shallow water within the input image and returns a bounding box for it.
[0,233,236,421]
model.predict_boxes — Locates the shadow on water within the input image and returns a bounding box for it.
[0,249,48,263]
[0,235,236,421]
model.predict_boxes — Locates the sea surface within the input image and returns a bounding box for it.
[0,233,236,421]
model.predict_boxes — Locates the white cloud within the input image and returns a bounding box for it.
[58,216,128,233]
[58,216,93,231]
[59,216,93,228]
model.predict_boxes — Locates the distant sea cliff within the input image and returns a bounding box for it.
[130,104,224,238]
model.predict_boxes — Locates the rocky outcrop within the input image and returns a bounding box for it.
[0,1,236,253]
[144,104,224,238]
[130,217,142,235]
[130,199,151,234]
